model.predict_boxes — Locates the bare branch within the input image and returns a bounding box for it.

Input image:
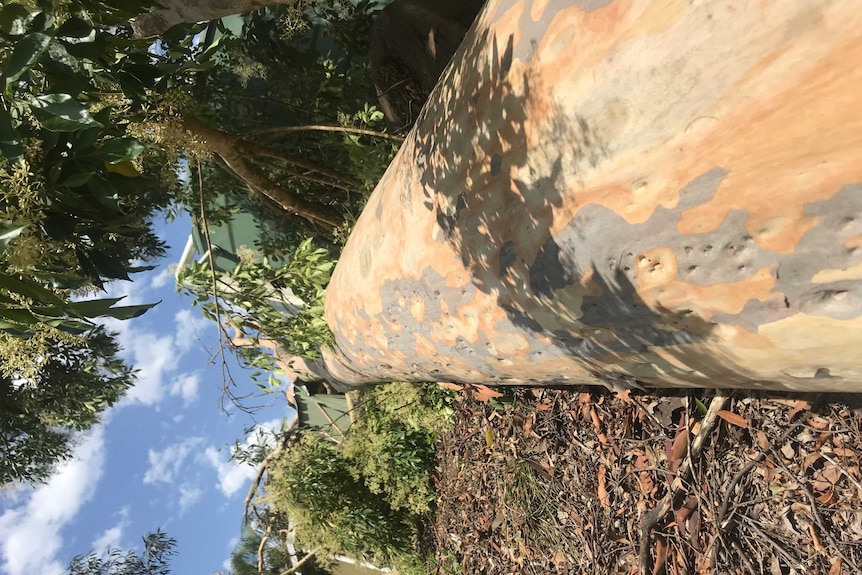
[276,548,319,575]
[247,124,404,143]
[183,118,342,230]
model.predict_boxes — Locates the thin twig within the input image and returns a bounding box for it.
[276,548,319,575]
[716,420,808,529]
[197,162,234,412]
[247,124,404,143]
[639,392,730,575]
[731,540,757,573]
[770,447,860,572]
[242,448,282,523]
[739,514,803,570]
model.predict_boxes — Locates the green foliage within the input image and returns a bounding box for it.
[264,383,454,574]
[0,325,134,485]
[68,530,176,575]
[0,0,184,486]
[179,4,399,246]
[343,383,454,514]
[230,525,293,575]
[178,238,334,368]
[268,431,417,569]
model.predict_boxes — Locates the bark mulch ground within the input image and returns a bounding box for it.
[431,386,862,575]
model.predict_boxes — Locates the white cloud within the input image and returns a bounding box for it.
[91,507,130,555]
[143,437,203,485]
[203,447,256,498]
[203,420,283,498]
[94,285,212,409]
[222,536,240,572]
[150,267,175,289]
[173,309,211,354]
[169,373,200,406]
[177,484,202,512]
[0,427,106,575]
[123,331,179,406]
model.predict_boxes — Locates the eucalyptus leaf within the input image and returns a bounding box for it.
[60,171,93,188]
[0,271,71,310]
[66,297,157,319]
[56,17,94,40]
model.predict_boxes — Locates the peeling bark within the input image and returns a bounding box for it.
[323,0,862,392]
[132,0,288,37]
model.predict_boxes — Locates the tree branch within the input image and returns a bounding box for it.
[183,118,342,231]
[276,548,319,575]
[247,124,404,143]
[638,392,730,575]
[236,139,361,192]
[257,525,271,575]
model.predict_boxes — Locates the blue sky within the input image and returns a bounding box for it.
[0,211,295,575]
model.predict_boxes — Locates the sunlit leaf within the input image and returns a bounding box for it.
[3,32,51,87]
[0,4,33,36]
[29,93,104,131]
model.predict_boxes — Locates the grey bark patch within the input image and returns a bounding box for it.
[529,237,572,298]
[572,0,614,13]
[499,241,516,276]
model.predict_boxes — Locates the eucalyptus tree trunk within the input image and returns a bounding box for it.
[322,0,862,392]
[132,0,289,37]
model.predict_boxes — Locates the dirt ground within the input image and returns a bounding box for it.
[431,386,862,575]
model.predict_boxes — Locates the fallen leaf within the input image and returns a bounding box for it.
[808,416,830,430]
[717,410,749,428]
[653,535,668,575]
[803,452,823,472]
[834,447,855,457]
[829,557,842,575]
[472,384,503,402]
[757,430,770,450]
[817,490,838,505]
[535,399,553,411]
[809,523,826,554]
[598,465,610,509]
[526,459,554,481]
[788,400,812,420]
[688,508,702,550]
[670,427,690,471]
[437,381,463,391]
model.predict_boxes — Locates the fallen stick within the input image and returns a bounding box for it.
[638,392,730,575]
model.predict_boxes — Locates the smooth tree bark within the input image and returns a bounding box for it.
[132,0,290,37]
[321,0,862,392]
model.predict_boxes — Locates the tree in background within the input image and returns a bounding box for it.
[68,530,176,575]
[0,326,134,485]
[0,0,180,484]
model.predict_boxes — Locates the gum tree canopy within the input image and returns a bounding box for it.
[321,0,862,392]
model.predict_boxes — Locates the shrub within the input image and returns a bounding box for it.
[342,383,454,514]
[266,383,455,574]
[267,432,416,568]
